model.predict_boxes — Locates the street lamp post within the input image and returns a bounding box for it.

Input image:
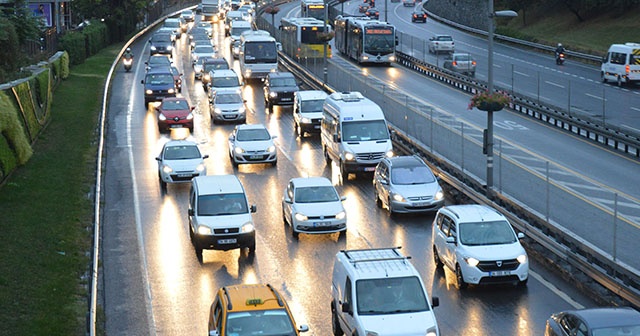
[485,1,517,195]
[323,0,328,87]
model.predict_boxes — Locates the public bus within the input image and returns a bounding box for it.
[280,17,332,60]
[334,16,396,65]
[239,30,279,81]
[300,0,325,20]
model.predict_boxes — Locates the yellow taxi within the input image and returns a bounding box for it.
[208,283,309,336]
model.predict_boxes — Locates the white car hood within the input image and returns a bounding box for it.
[235,139,273,152]
[359,312,437,336]
[299,111,323,119]
[198,213,252,229]
[462,242,526,260]
[294,201,344,217]
[164,158,203,171]
[392,182,439,198]
[343,139,391,155]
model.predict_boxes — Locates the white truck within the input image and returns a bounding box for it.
[201,0,220,22]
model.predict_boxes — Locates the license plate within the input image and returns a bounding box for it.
[177,173,192,178]
[314,125,320,129]
[281,98,291,101]
[313,222,327,227]
[218,238,237,244]
[489,270,511,276]
[364,167,376,172]
[414,202,428,207]
[170,124,183,128]
[249,155,264,159]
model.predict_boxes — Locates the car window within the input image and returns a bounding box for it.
[390,165,435,185]
[226,310,295,335]
[295,186,338,203]
[300,99,324,112]
[342,120,389,141]
[212,76,240,87]
[270,77,297,87]
[161,99,189,110]
[448,220,457,238]
[236,128,270,141]
[194,46,215,54]
[459,221,516,246]
[164,145,201,160]
[437,36,453,41]
[440,214,450,234]
[198,193,248,215]
[146,74,174,84]
[216,93,243,104]
[356,277,428,315]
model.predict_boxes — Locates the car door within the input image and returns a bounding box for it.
[443,218,458,269]
[374,162,389,204]
[433,213,451,267]
[283,182,295,224]
[341,277,357,336]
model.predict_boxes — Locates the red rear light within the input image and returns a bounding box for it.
[472,61,477,66]
[626,65,630,74]
[452,61,457,66]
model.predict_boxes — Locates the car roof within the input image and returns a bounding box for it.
[220,284,289,313]
[212,69,238,77]
[204,57,228,64]
[569,308,640,329]
[194,175,243,195]
[386,155,426,168]
[441,204,506,223]
[236,123,268,131]
[146,66,173,74]
[164,139,198,148]
[268,72,295,79]
[296,90,327,100]
[290,176,333,188]
[161,96,188,103]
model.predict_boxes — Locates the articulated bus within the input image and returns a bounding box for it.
[334,16,396,65]
[280,17,332,59]
[300,0,325,20]
[239,30,279,81]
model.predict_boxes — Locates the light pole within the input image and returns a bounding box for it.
[323,0,328,87]
[485,1,517,194]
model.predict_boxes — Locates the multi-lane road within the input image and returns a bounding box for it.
[101,2,639,335]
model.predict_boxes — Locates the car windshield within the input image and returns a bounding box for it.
[300,99,324,112]
[390,165,436,185]
[236,129,270,141]
[225,309,296,336]
[592,325,640,336]
[437,35,453,41]
[194,46,215,54]
[197,23,211,29]
[216,94,243,104]
[231,27,251,37]
[161,99,189,110]
[151,34,172,43]
[163,145,201,160]
[146,74,174,84]
[270,77,297,87]
[212,76,239,87]
[197,193,248,216]
[356,277,429,315]
[204,62,229,72]
[170,67,180,76]
[294,186,339,203]
[163,21,180,28]
[149,57,170,65]
[342,120,389,141]
[459,221,517,246]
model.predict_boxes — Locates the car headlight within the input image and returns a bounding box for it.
[234,147,245,154]
[187,112,194,120]
[162,165,173,173]
[335,211,346,220]
[294,212,308,221]
[197,225,212,235]
[362,56,369,60]
[167,46,173,51]
[392,193,405,202]
[158,113,167,121]
[517,254,527,264]
[465,257,480,267]
[365,331,379,336]
[389,56,396,62]
[196,163,206,172]
[434,189,444,201]
[426,326,438,336]
[168,88,175,94]
[241,222,254,233]
[238,107,246,114]
[145,89,153,94]
[213,107,222,115]
[300,117,311,124]
[268,91,277,98]
[150,46,157,50]
[267,145,276,153]
[344,152,355,161]
[204,74,211,81]
[385,150,394,158]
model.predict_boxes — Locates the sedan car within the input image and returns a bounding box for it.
[282,177,347,238]
[155,139,208,191]
[191,44,216,67]
[210,91,247,124]
[411,8,427,22]
[180,9,195,22]
[428,34,455,54]
[155,97,195,133]
[145,54,172,71]
[443,53,476,77]
[228,124,277,167]
[373,155,444,215]
[545,307,640,336]
[365,8,380,19]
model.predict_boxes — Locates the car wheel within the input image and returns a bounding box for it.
[159,178,167,192]
[195,246,203,262]
[601,72,607,83]
[282,208,289,225]
[456,264,468,289]
[292,228,299,239]
[271,160,277,166]
[617,75,623,87]
[518,278,528,287]
[433,246,443,268]
[324,146,332,164]
[387,197,396,216]
[340,161,349,181]
[375,190,382,208]
[332,304,344,336]
[231,158,239,168]
[296,124,303,137]
[247,240,256,255]
[189,226,195,244]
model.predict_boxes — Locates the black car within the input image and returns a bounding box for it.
[365,8,380,19]
[263,72,300,110]
[411,9,427,22]
[149,32,174,56]
[545,307,640,336]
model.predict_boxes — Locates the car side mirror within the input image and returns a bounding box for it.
[340,196,346,201]
[341,302,352,314]
[380,179,388,185]
[203,154,210,159]
[141,80,144,84]
[209,330,219,336]
[250,204,257,213]
[191,106,195,111]
[155,157,161,161]
[517,232,525,239]
[446,236,456,244]
[285,198,292,204]
[432,296,440,308]
[298,324,309,333]
[333,133,339,142]
[229,135,235,141]
[271,135,278,139]
[188,208,194,216]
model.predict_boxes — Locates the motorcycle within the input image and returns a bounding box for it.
[123,56,133,72]
[555,51,565,65]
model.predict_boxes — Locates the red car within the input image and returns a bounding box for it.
[156,97,195,133]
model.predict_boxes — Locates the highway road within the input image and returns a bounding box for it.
[99,12,621,336]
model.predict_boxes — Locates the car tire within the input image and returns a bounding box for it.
[617,75,623,87]
[248,240,256,255]
[387,197,396,217]
[601,72,607,83]
[433,246,443,268]
[332,305,344,336]
[375,190,382,208]
[195,246,203,262]
[292,228,299,239]
[159,178,167,192]
[324,146,332,164]
[340,161,349,181]
[518,278,528,287]
[456,264,468,289]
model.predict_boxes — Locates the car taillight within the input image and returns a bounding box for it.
[626,64,630,74]
[452,61,457,66]
[472,61,477,65]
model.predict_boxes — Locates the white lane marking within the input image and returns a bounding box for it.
[127,61,158,335]
[585,93,605,101]
[545,80,565,89]
[514,70,530,77]
[530,270,585,309]
[631,107,640,112]
[622,124,640,133]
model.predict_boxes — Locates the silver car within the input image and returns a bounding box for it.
[443,53,476,77]
[210,91,247,124]
[228,124,277,167]
[373,155,444,215]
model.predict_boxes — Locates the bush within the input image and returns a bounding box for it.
[59,31,87,65]
[60,51,70,79]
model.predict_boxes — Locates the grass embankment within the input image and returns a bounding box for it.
[0,44,121,335]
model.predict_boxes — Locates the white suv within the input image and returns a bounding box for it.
[432,204,528,289]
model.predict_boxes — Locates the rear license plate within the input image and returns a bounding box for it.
[218,238,237,244]
[314,125,320,129]
[364,167,376,172]
[489,271,511,276]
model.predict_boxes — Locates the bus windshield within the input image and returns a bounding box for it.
[364,28,394,54]
[307,6,324,20]
[301,27,327,44]
[243,42,277,63]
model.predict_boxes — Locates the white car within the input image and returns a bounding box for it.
[191,44,216,66]
[155,140,209,191]
[432,204,529,289]
[228,124,277,167]
[428,34,455,54]
[163,18,183,39]
[282,177,347,238]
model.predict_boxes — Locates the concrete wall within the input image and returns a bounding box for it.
[424,0,489,31]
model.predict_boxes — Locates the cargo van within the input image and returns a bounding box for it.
[601,42,640,86]
[293,90,327,137]
[188,175,256,260]
[331,247,440,336]
[321,91,393,180]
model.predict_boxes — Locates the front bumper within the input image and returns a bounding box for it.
[390,198,444,213]
[232,150,277,164]
[460,259,528,285]
[194,231,255,251]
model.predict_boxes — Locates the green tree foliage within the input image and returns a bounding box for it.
[0,17,21,83]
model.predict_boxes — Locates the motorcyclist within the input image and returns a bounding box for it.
[123,47,134,60]
[555,43,565,56]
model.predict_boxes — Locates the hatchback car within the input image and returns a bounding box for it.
[149,32,173,56]
[201,57,230,87]
[210,91,247,124]
[193,21,213,37]
[169,66,183,93]
[191,44,216,67]
[373,155,444,215]
[155,140,208,191]
[228,124,277,166]
[365,8,380,19]
[163,18,183,39]
[443,53,476,77]
[428,34,455,54]
[282,177,347,238]
[190,33,212,51]
[155,97,195,133]
[263,72,300,110]
[180,9,195,22]
[545,307,640,336]
[411,8,427,22]
[432,204,529,289]
[207,69,243,97]
[145,54,172,71]
[193,56,216,80]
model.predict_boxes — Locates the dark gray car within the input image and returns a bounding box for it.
[149,32,173,56]
[263,72,300,110]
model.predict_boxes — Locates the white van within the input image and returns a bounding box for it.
[293,90,327,137]
[188,175,256,260]
[321,91,393,180]
[331,247,440,336]
[601,42,640,86]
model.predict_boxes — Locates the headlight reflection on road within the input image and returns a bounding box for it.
[155,196,188,299]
